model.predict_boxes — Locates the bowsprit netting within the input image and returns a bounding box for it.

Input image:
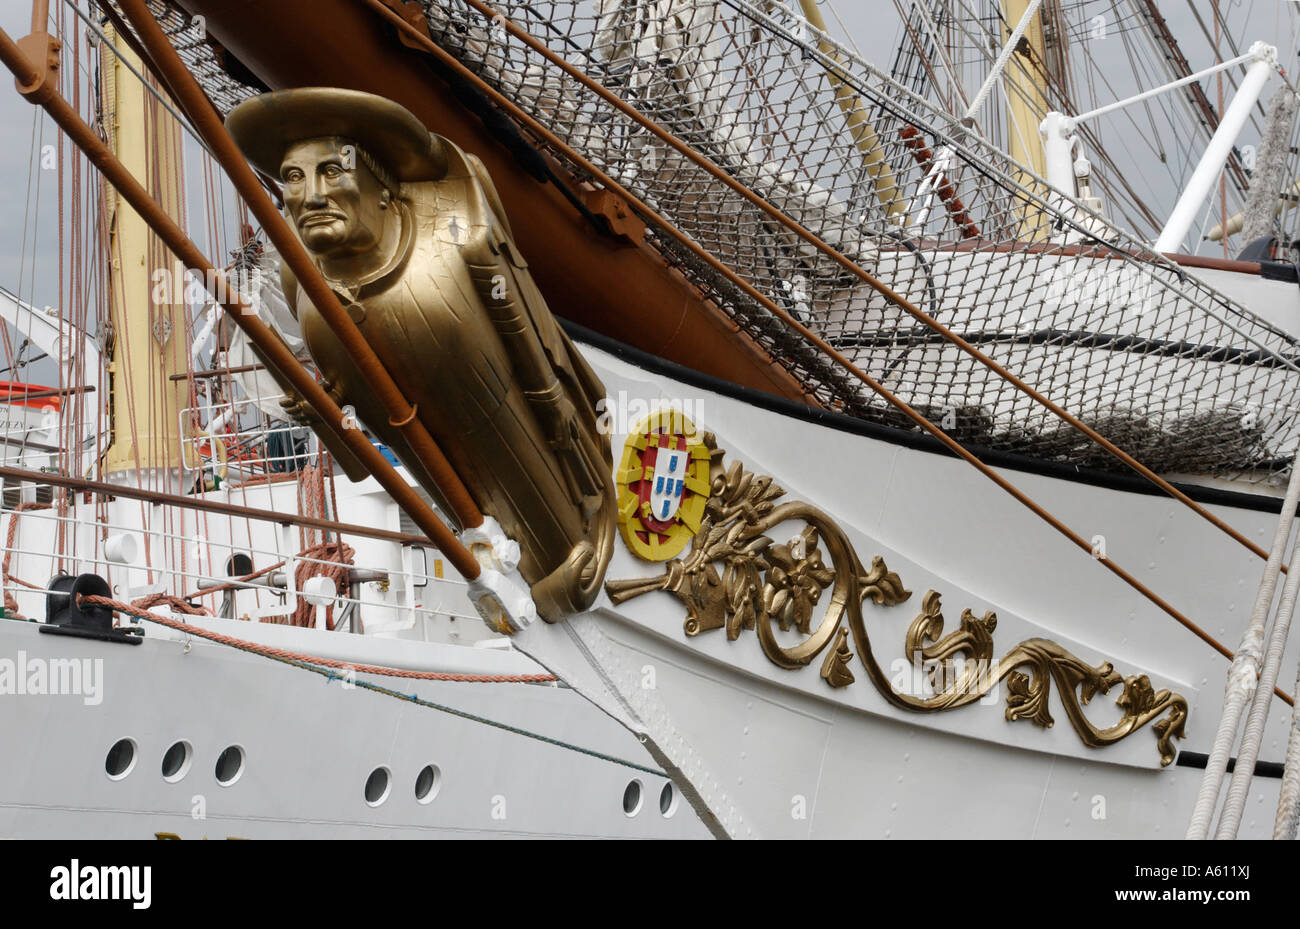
[138,0,1300,483]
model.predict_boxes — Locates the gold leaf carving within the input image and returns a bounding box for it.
[820,627,856,688]
[862,556,911,606]
[606,437,1189,766]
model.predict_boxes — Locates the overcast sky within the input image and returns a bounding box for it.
[0,3,62,315]
[0,1,1294,318]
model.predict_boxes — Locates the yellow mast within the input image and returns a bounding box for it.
[796,0,904,218]
[999,0,1049,179]
[99,25,189,477]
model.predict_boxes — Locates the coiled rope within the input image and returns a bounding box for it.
[290,461,354,629]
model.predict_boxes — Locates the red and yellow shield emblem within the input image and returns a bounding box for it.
[616,410,711,561]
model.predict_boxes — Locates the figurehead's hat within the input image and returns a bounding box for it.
[226,87,448,183]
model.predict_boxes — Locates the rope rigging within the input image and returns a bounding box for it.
[70,593,667,778]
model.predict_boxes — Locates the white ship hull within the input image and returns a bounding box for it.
[0,615,707,838]
[516,337,1298,838]
[1,334,1295,839]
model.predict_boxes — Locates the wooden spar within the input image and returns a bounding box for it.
[0,24,481,582]
[0,385,94,402]
[347,0,1300,670]
[353,0,1300,592]
[0,463,432,547]
[168,364,265,382]
[169,0,815,406]
[115,0,486,533]
[796,0,904,218]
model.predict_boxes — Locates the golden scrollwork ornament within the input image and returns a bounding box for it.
[606,433,1188,766]
[820,627,856,688]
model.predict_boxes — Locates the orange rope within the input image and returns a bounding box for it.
[130,592,212,616]
[79,593,556,683]
[289,540,355,630]
[288,461,355,629]
[3,501,51,618]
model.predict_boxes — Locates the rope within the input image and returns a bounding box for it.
[273,654,662,777]
[289,541,354,629]
[76,594,662,776]
[289,462,354,629]
[363,0,1291,693]
[963,0,1045,122]
[79,593,556,683]
[1217,518,1300,837]
[1187,443,1300,838]
[1276,671,1300,837]
[130,592,212,616]
[2,501,50,619]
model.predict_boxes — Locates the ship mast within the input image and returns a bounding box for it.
[98,23,189,485]
[997,0,1048,179]
[795,0,904,218]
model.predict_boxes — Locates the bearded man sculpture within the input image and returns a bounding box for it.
[227,88,614,621]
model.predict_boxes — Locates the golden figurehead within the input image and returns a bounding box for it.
[226,88,614,620]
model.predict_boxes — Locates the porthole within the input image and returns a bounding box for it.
[365,766,391,806]
[161,741,192,782]
[105,739,136,780]
[215,745,245,786]
[623,778,643,817]
[415,764,441,804]
[659,781,678,818]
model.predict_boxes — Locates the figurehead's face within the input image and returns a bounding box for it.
[279,137,390,257]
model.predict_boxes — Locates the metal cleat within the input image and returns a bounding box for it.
[40,573,142,646]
